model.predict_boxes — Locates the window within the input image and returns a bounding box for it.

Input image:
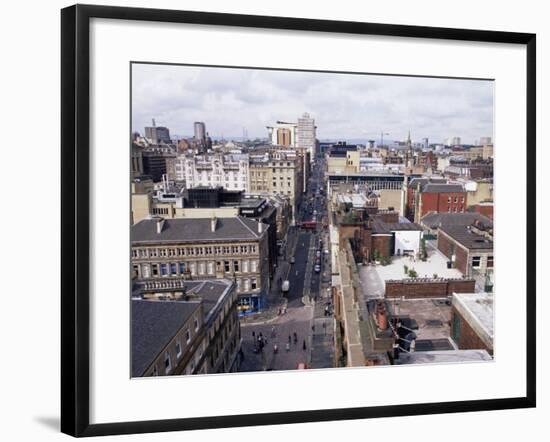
[251,278,257,290]
[186,329,191,344]
[179,262,186,273]
[160,264,168,276]
[487,256,494,268]
[224,261,230,272]
[207,262,214,274]
[472,256,481,267]
[132,249,138,258]
[164,352,172,374]
[170,263,177,274]
[175,340,182,359]
[152,264,159,276]
[234,260,239,272]
[142,265,151,278]
[251,260,257,272]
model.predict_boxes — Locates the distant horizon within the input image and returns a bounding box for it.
[132,63,494,144]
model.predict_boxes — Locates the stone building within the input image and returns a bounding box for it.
[131,216,270,315]
[131,278,241,376]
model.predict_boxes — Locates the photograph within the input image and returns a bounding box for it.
[130,63,495,377]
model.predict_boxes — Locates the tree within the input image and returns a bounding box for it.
[408,268,418,278]
[404,264,409,274]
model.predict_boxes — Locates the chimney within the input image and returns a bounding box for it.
[375,301,388,330]
[258,221,263,234]
[211,215,217,233]
[155,217,165,234]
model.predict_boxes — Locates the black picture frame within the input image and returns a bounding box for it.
[61,4,536,437]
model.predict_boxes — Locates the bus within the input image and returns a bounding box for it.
[301,220,317,230]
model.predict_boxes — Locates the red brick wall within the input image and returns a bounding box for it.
[374,212,399,223]
[452,309,492,354]
[437,231,469,275]
[472,204,494,219]
[454,246,469,275]
[385,279,475,298]
[420,191,467,218]
[372,235,392,257]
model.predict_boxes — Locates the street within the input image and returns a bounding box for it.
[240,156,335,371]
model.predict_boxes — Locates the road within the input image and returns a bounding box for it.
[239,155,335,372]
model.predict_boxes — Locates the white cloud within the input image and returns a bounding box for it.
[131,63,493,144]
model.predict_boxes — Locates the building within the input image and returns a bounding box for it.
[174,153,250,191]
[296,112,316,160]
[451,292,494,355]
[420,212,493,235]
[437,221,493,289]
[407,181,467,222]
[144,119,171,144]
[194,121,206,142]
[131,216,270,314]
[267,121,298,147]
[131,278,241,376]
[131,143,144,179]
[249,149,303,224]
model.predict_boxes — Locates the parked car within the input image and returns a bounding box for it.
[316,250,321,258]
[314,264,321,273]
[282,280,290,293]
[289,256,295,264]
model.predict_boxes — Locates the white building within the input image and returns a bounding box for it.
[266,121,298,147]
[296,112,316,160]
[174,153,249,191]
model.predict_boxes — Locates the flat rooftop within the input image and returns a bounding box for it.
[390,298,452,341]
[452,292,494,349]
[359,248,463,300]
[395,349,492,365]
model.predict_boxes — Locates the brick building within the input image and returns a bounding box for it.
[437,222,493,283]
[451,292,494,354]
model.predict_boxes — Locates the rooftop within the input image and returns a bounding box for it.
[132,299,200,377]
[420,212,493,230]
[439,225,493,250]
[359,247,463,300]
[395,349,492,365]
[422,183,464,193]
[452,292,494,349]
[131,216,267,243]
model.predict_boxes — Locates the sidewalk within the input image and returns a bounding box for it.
[240,227,299,326]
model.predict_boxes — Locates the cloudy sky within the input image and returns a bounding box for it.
[132,63,493,145]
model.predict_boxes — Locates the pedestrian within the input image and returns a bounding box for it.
[303,339,307,351]
[271,325,276,337]
[293,332,297,344]
[285,342,290,352]
[252,331,256,341]
[288,335,291,344]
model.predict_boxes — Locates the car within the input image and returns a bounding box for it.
[316,250,321,258]
[282,280,290,292]
[314,264,321,273]
[289,256,295,264]
[324,249,329,255]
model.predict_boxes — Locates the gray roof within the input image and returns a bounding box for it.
[185,279,234,322]
[372,220,422,234]
[421,212,493,230]
[422,183,464,193]
[439,225,493,250]
[132,216,266,244]
[132,299,200,377]
[407,177,446,189]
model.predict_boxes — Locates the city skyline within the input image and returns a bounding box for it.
[132,63,494,144]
